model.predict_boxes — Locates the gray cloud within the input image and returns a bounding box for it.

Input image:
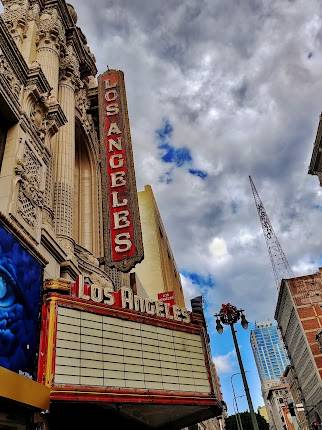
[74,0,322,321]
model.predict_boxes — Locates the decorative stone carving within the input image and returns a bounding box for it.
[60,44,80,86]
[0,48,22,98]
[25,83,67,143]
[90,272,114,290]
[27,3,40,22]
[15,144,44,227]
[43,278,72,294]
[36,9,65,52]
[30,100,47,140]
[75,86,95,135]
[54,181,73,236]
[2,0,29,46]
[77,247,100,268]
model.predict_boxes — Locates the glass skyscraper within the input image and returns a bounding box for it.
[250,321,289,382]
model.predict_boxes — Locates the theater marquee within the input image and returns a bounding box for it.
[38,294,217,407]
[98,69,143,272]
[38,289,223,427]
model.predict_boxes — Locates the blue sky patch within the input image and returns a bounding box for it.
[181,270,215,289]
[189,168,208,179]
[155,119,208,182]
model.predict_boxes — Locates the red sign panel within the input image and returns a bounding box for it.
[98,70,143,272]
[158,291,176,307]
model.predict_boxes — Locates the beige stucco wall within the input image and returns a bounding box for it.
[135,185,185,307]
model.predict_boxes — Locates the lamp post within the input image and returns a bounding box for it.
[215,303,259,430]
[231,372,244,430]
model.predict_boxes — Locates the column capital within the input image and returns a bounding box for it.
[36,8,65,54]
[2,0,29,48]
[59,44,80,89]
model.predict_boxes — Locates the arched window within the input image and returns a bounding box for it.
[73,120,101,256]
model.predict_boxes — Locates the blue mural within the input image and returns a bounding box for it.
[0,224,42,378]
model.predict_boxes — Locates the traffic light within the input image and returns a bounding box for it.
[191,296,203,314]
[288,402,295,417]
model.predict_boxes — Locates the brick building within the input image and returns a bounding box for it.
[275,271,322,425]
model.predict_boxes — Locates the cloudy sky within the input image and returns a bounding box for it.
[76,0,322,414]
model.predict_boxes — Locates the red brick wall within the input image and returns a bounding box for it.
[289,274,322,378]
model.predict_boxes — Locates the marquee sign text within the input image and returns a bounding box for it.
[74,276,190,323]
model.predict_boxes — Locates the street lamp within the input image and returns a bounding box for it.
[215,303,259,430]
[231,372,244,430]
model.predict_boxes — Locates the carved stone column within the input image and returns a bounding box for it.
[35,10,66,230]
[36,9,65,99]
[53,45,80,256]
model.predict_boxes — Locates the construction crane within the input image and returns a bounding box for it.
[249,176,293,288]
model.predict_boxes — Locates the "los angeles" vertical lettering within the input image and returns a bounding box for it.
[104,73,135,258]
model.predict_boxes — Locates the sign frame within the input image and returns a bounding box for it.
[98,69,144,272]
[38,293,216,406]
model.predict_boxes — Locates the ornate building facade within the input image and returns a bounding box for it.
[0,1,224,429]
[0,0,106,284]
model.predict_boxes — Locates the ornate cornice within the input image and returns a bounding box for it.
[47,101,67,133]
[43,0,74,30]
[88,85,99,133]
[0,16,29,85]
[66,27,97,79]
[27,65,51,94]
[41,1,97,78]
[43,278,72,294]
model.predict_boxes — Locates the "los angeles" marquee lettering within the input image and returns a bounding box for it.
[76,276,190,323]
[103,74,135,259]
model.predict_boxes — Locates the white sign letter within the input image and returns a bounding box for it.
[109,154,124,169]
[121,287,133,310]
[103,287,115,305]
[115,233,132,253]
[105,79,117,90]
[91,285,103,303]
[108,137,122,152]
[105,89,118,102]
[114,210,130,229]
[173,305,182,321]
[112,191,128,208]
[107,122,121,136]
[111,171,126,187]
[155,301,166,317]
[78,275,90,301]
[106,104,119,116]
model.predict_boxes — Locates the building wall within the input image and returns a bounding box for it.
[251,321,289,382]
[266,385,295,430]
[275,271,322,425]
[251,321,290,430]
[135,185,185,307]
[135,185,225,430]
[284,365,309,430]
